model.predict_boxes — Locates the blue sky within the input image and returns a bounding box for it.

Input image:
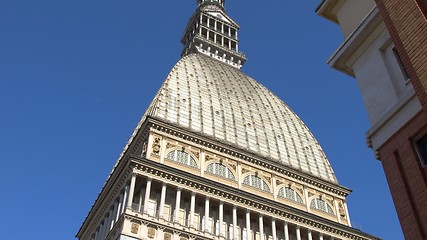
[0,1,403,239]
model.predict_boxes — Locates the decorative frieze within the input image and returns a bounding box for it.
[146,118,351,197]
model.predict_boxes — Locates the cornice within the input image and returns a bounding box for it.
[146,116,352,197]
[327,7,383,77]
[130,157,380,240]
[316,0,342,23]
[76,121,151,238]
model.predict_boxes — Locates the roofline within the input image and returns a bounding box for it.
[316,0,342,23]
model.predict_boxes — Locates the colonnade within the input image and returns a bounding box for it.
[92,174,338,240]
[200,14,238,52]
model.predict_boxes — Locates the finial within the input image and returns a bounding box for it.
[198,0,225,8]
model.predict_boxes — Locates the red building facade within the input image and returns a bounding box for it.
[374,0,427,239]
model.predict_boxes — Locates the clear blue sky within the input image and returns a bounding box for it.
[0,1,403,239]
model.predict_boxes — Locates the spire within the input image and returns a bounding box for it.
[198,0,225,9]
[181,0,246,69]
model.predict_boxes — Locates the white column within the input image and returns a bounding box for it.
[105,209,113,235]
[308,230,313,240]
[160,137,167,164]
[296,226,301,240]
[121,186,129,214]
[201,150,205,177]
[175,187,182,222]
[159,183,167,218]
[233,206,238,240]
[319,233,324,240]
[190,192,196,227]
[146,135,154,159]
[284,222,289,240]
[110,201,118,229]
[246,210,251,240]
[204,197,210,232]
[115,193,124,222]
[104,216,110,238]
[99,219,106,240]
[143,178,152,213]
[96,223,102,240]
[334,199,341,223]
[94,228,99,240]
[138,186,144,212]
[259,215,264,240]
[344,202,352,226]
[219,201,224,236]
[272,175,277,201]
[237,163,242,188]
[304,187,310,213]
[271,219,277,240]
[127,174,137,209]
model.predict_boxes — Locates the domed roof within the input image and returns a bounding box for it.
[144,53,338,183]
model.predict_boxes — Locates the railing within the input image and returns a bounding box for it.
[130,204,192,227]
[128,204,282,240]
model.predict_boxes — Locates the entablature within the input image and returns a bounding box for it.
[129,157,377,240]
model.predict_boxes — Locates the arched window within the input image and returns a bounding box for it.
[166,150,197,168]
[277,187,304,203]
[206,163,235,180]
[310,198,334,215]
[243,175,270,192]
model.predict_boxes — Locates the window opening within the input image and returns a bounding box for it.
[416,133,427,166]
[277,187,304,203]
[206,163,235,180]
[310,198,334,215]
[243,175,270,192]
[166,150,198,168]
[392,47,410,80]
[416,0,427,17]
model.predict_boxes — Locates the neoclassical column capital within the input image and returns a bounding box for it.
[162,182,167,187]
[176,186,182,191]
[191,191,196,197]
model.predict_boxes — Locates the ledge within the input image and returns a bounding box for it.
[316,0,342,23]
[327,7,382,77]
[366,87,421,151]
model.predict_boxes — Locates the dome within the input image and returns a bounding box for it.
[144,53,337,183]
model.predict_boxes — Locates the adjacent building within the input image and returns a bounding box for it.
[317,0,427,239]
[76,1,380,240]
